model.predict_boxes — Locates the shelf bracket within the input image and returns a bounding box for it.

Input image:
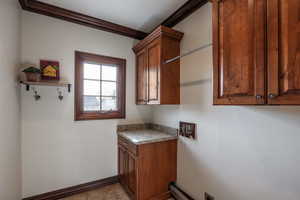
[68,84,71,93]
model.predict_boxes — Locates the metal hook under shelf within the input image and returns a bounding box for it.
[31,87,41,101]
[57,88,64,101]
[20,81,71,101]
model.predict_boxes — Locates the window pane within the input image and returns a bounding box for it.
[84,96,100,111]
[84,80,100,95]
[102,65,117,81]
[102,97,117,111]
[84,63,100,80]
[102,81,117,96]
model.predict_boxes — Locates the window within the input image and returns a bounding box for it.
[75,51,126,120]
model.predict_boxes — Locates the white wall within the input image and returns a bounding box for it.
[0,0,21,200]
[153,3,300,200]
[21,11,152,198]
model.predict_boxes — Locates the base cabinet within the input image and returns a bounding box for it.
[118,136,177,200]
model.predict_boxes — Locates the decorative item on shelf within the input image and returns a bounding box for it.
[22,67,41,82]
[40,60,60,80]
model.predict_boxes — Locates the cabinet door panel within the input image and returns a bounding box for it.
[118,146,127,187]
[213,0,266,105]
[268,0,300,104]
[136,50,148,104]
[147,39,160,104]
[127,153,137,196]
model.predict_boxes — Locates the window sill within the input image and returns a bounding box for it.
[75,111,125,121]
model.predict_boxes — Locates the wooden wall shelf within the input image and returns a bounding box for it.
[20,80,71,92]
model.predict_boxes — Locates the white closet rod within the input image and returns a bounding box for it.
[164,43,212,64]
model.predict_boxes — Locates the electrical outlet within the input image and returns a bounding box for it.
[205,192,215,200]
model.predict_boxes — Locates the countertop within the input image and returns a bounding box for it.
[117,129,178,145]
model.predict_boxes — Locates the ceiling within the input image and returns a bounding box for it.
[38,0,189,32]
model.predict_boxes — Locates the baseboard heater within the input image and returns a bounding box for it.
[169,182,194,200]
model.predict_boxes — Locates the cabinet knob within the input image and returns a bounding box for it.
[268,94,277,99]
[256,95,263,100]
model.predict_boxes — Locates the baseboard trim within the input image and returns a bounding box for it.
[169,182,194,200]
[23,176,119,200]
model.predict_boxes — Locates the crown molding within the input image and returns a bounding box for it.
[161,0,209,28]
[19,0,148,40]
[132,26,184,53]
[19,0,210,40]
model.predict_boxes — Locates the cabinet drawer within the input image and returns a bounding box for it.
[118,136,138,156]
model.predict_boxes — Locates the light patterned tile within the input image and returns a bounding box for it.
[60,193,88,200]
[60,184,130,200]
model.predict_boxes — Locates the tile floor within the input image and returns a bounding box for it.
[59,183,174,200]
[60,184,130,200]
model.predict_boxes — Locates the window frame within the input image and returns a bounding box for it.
[75,51,126,121]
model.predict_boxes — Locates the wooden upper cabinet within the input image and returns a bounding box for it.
[268,0,300,104]
[213,0,266,105]
[213,0,300,105]
[133,26,183,105]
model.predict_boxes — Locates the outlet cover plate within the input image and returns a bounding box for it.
[179,121,196,139]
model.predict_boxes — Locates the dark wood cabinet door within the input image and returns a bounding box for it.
[136,49,148,105]
[118,146,127,187]
[213,0,266,105]
[147,39,161,104]
[268,0,300,104]
[127,153,137,197]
